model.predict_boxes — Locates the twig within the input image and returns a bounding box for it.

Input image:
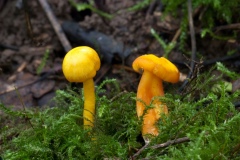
[15,87,34,128]
[95,64,111,84]
[23,0,35,43]
[145,0,158,20]
[178,0,197,93]
[110,91,127,102]
[171,28,181,43]
[170,6,202,43]
[132,137,190,159]
[132,142,150,159]
[215,23,240,32]
[38,0,72,52]
[0,72,52,95]
[151,137,190,149]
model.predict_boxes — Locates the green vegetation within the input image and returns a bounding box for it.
[1,64,240,159]
[128,0,239,53]
[1,0,240,159]
[150,28,176,58]
[162,0,239,27]
[166,0,239,51]
[69,0,113,19]
[36,49,50,75]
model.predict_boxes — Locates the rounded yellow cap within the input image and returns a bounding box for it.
[62,46,101,82]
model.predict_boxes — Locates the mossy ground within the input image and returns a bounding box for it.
[1,64,240,159]
[1,1,240,158]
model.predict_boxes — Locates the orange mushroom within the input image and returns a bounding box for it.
[62,46,100,128]
[132,54,179,140]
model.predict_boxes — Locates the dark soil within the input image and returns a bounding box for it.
[0,0,239,109]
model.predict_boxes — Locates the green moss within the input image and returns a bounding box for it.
[1,64,240,159]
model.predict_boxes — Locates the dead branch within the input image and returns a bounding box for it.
[151,137,190,149]
[38,0,72,52]
[132,137,190,159]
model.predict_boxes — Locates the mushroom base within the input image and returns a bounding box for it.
[136,71,168,136]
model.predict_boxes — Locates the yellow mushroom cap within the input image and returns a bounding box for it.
[132,54,179,83]
[62,46,100,82]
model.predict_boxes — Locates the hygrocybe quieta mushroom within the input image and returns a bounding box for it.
[62,46,100,129]
[132,54,179,142]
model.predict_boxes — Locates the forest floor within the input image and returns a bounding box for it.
[0,0,239,109]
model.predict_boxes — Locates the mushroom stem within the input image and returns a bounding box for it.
[83,78,95,128]
[137,71,167,136]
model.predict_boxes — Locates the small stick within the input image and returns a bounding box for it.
[132,142,150,158]
[110,91,127,102]
[95,64,111,84]
[171,28,181,43]
[178,0,197,93]
[38,0,72,52]
[215,23,240,31]
[151,137,190,149]
[170,6,201,43]
[145,0,158,20]
[23,0,35,43]
[132,137,190,159]
[0,72,52,95]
